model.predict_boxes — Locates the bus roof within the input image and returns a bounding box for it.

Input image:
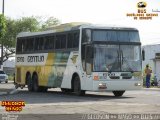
[17,22,138,38]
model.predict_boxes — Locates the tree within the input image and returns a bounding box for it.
[1,16,60,62]
[0,14,6,63]
[2,16,41,62]
[41,17,60,30]
[0,14,6,38]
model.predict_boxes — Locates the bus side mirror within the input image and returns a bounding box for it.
[142,50,145,61]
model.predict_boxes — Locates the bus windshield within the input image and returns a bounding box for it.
[92,30,140,42]
[82,29,140,43]
[93,44,141,72]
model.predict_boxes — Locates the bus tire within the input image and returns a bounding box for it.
[112,91,125,97]
[32,74,40,92]
[73,76,85,96]
[15,84,19,89]
[27,74,33,92]
[39,86,48,92]
[61,88,71,93]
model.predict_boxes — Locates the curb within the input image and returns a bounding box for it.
[0,92,8,95]
[142,88,160,91]
[0,88,19,95]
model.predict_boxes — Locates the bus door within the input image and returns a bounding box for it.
[81,45,93,90]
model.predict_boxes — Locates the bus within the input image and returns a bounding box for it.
[15,22,142,96]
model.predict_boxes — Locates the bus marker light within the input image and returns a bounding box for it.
[135,83,141,86]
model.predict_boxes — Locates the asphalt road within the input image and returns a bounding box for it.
[0,81,160,120]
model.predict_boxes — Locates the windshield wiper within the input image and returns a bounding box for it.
[122,57,134,72]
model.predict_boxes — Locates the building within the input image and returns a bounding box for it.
[3,58,15,75]
[142,44,160,81]
[0,47,15,75]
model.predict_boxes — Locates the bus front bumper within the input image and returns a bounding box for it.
[93,80,142,91]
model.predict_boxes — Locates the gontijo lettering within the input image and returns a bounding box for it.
[27,55,44,62]
[17,57,24,62]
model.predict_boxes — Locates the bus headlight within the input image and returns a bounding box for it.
[98,83,107,89]
[135,83,141,86]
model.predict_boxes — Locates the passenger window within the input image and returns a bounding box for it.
[73,33,79,48]
[55,36,61,49]
[17,38,23,53]
[44,36,50,49]
[56,34,66,49]
[35,37,44,51]
[67,33,73,48]
[67,32,79,48]
[82,29,91,43]
[61,35,66,49]
[27,38,34,51]
[49,36,55,49]
[44,35,55,50]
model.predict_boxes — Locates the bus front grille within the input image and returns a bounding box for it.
[0,76,5,79]
[122,76,132,79]
[109,76,120,79]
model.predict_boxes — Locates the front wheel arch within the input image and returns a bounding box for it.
[32,72,39,92]
[71,73,85,96]
[26,72,33,92]
[71,73,79,90]
[25,72,31,85]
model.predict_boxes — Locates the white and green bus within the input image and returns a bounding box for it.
[15,23,142,96]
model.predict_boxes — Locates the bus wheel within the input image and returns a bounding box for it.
[73,76,85,96]
[27,74,33,92]
[32,74,40,92]
[61,88,71,93]
[15,84,19,89]
[39,87,48,92]
[112,91,125,97]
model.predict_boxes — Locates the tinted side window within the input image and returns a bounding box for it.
[49,36,55,49]
[61,35,66,49]
[16,38,23,53]
[56,34,66,49]
[67,32,79,48]
[27,38,34,51]
[44,35,55,50]
[67,33,73,48]
[82,29,91,43]
[35,37,44,51]
[55,36,61,49]
[73,32,79,48]
[26,38,30,51]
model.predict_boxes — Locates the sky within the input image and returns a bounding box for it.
[0,0,160,45]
